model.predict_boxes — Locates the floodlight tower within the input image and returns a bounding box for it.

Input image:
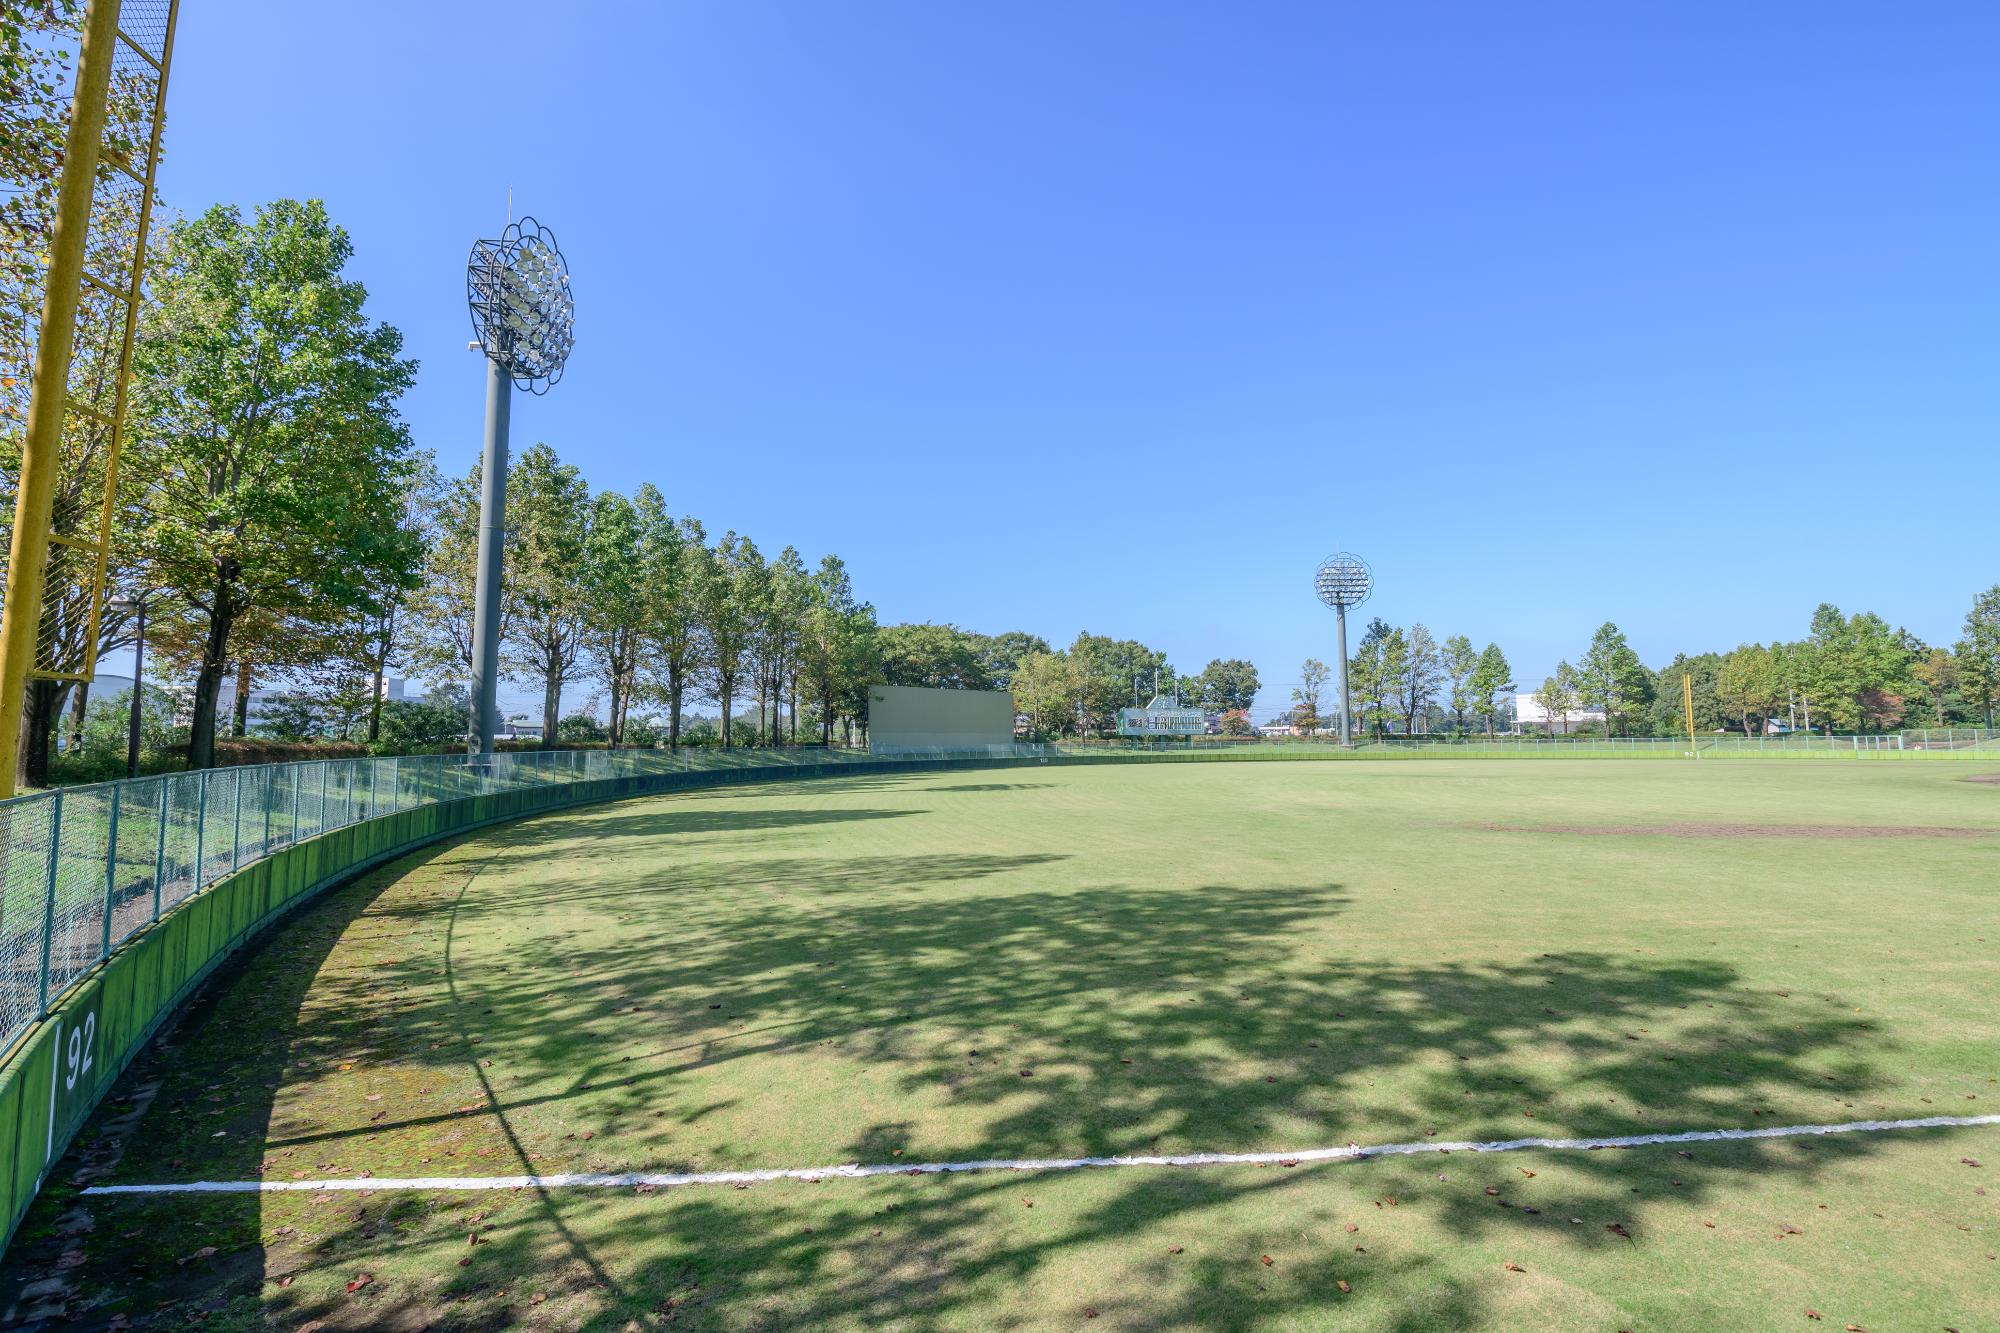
[465,217,574,757]
[1313,552,1373,747]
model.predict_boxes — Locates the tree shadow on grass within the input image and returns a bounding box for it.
[9,802,1936,1330]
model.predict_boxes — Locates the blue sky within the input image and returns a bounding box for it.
[148,2,1998,717]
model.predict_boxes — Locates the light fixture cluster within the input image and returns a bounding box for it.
[466,216,575,393]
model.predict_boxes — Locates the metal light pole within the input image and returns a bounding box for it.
[464,217,574,758]
[1313,552,1373,747]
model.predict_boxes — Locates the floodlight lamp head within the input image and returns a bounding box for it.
[1314,551,1372,610]
[466,216,574,393]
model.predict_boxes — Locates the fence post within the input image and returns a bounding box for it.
[192,770,208,892]
[319,762,329,834]
[152,778,168,921]
[230,769,243,873]
[36,791,64,1015]
[100,784,122,960]
[262,766,273,854]
[290,764,301,844]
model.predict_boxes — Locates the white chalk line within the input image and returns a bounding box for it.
[81,1113,1998,1196]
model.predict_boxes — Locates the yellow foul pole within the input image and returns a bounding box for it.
[1682,672,1697,759]
[0,0,124,797]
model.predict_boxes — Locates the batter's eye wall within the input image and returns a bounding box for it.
[867,686,1017,754]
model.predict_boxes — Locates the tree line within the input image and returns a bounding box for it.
[3,196,884,779]
[872,623,1262,739]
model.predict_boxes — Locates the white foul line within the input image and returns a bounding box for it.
[80,1113,1999,1196]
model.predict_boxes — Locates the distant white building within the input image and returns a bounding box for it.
[1510,692,1606,735]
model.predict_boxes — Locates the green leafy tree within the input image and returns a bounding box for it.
[1537,662,1581,734]
[129,199,421,768]
[1803,604,1911,732]
[1580,622,1653,737]
[556,712,608,742]
[1908,646,1957,729]
[375,690,470,751]
[1009,651,1092,739]
[1395,623,1444,734]
[1466,643,1514,738]
[1956,585,2000,728]
[504,442,593,748]
[582,490,647,744]
[1191,658,1260,714]
[765,546,812,742]
[877,623,994,690]
[1440,635,1477,732]
[1291,658,1329,736]
[1716,643,1783,735]
[1648,652,1725,736]
[695,531,764,748]
[969,632,1051,692]
[628,496,697,749]
[798,554,877,745]
[1068,633,1174,732]
[1348,618,1399,740]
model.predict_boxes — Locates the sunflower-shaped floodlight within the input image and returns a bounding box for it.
[467,217,574,392]
[465,216,576,758]
[1313,551,1373,746]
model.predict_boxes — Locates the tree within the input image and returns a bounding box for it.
[1440,635,1478,732]
[1291,659,1329,736]
[1908,646,1958,729]
[582,490,647,744]
[1957,585,2000,728]
[1466,643,1514,738]
[404,459,486,703]
[128,199,421,769]
[1539,662,1581,734]
[877,623,993,690]
[1716,644,1783,736]
[1802,604,1911,732]
[695,531,762,748]
[1010,651,1092,738]
[969,632,1051,692]
[638,505,701,750]
[375,689,469,750]
[797,554,877,745]
[504,442,592,748]
[1348,618,1397,740]
[1191,658,1260,714]
[1580,622,1653,736]
[1068,633,1172,732]
[765,546,811,742]
[1394,623,1443,734]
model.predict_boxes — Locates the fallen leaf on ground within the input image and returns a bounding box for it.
[1503,1261,1525,1273]
[1337,1279,1351,1293]
[1804,1310,1822,1321]
[1167,1245,1183,1254]
[346,1273,373,1293]
[1260,1254,1274,1266]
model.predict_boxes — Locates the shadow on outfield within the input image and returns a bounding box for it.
[19,822,1916,1329]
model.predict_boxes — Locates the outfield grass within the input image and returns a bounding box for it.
[8,759,1997,1330]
